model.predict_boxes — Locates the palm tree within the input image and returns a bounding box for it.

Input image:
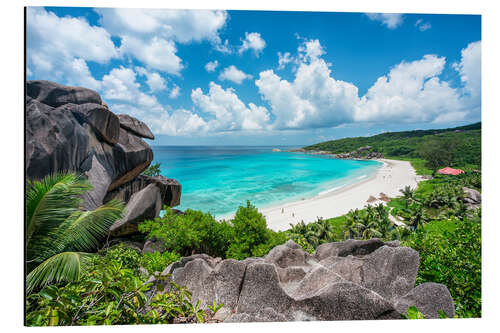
[26,173,125,293]
[344,209,363,240]
[360,215,382,240]
[314,218,335,242]
[404,203,428,230]
[399,186,415,208]
[389,226,411,241]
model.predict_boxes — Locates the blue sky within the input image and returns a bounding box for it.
[26,7,481,146]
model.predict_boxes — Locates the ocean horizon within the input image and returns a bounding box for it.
[152,145,382,217]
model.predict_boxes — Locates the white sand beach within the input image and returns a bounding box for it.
[219,159,424,231]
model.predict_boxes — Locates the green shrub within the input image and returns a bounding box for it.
[142,162,162,177]
[100,245,141,271]
[139,208,234,257]
[402,214,481,318]
[139,203,286,261]
[140,251,181,274]
[26,250,221,326]
[226,201,277,259]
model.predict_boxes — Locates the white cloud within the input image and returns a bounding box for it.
[256,38,477,130]
[101,67,160,108]
[66,58,102,90]
[26,7,117,88]
[149,108,208,136]
[99,66,204,136]
[238,32,266,56]
[169,85,181,99]
[218,65,253,84]
[120,36,183,75]
[277,52,292,70]
[205,60,219,72]
[135,66,166,92]
[191,82,270,131]
[94,8,228,74]
[95,8,227,44]
[415,19,432,31]
[355,55,463,123]
[454,41,481,101]
[213,39,232,54]
[256,40,358,130]
[432,111,467,124]
[365,13,404,29]
[298,39,325,62]
[99,67,270,136]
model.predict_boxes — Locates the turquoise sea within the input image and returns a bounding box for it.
[152,146,382,217]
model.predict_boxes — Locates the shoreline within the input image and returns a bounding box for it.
[218,158,423,231]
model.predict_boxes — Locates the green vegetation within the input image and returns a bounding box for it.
[26,173,125,293]
[418,137,457,176]
[403,213,481,318]
[140,251,181,274]
[139,208,234,258]
[142,162,162,177]
[26,245,222,326]
[139,201,287,260]
[304,122,481,169]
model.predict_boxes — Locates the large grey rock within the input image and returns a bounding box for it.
[81,155,112,211]
[148,239,454,322]
[224,308,287,323]
[27,80,102,107]
[315,238,386,260]
[110,184,162,237]
[395,282,455,318]
[108,128,153,191]
[104,175,181,208]
[265,239,311,268]
[295,281,400,320]
[118,114,155,139]
[25,97,89,181]
[26,80,159,212]
[73,103,120,144]
[463,187,481,204]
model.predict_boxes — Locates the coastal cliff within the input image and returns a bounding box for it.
[26,80,181,238]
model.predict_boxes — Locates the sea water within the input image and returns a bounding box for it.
[152,146,382,217]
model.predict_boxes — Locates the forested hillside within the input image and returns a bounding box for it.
[304,122,481,168]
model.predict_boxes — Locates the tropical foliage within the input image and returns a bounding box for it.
[26,173,125,293]
[402,212,481,318]
[142,162,162,177]
[138,201,287,260]
[26,246,222,326]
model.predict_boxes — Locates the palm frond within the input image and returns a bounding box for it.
[59,199,125,253]
[26,252,93,293]
[26,173,92,250]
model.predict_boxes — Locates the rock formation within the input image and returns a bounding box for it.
[26,80,181,236]
[462,187,481,210]
[146,239,455,322]
[289,146,384,160]
[335,146,384,160]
